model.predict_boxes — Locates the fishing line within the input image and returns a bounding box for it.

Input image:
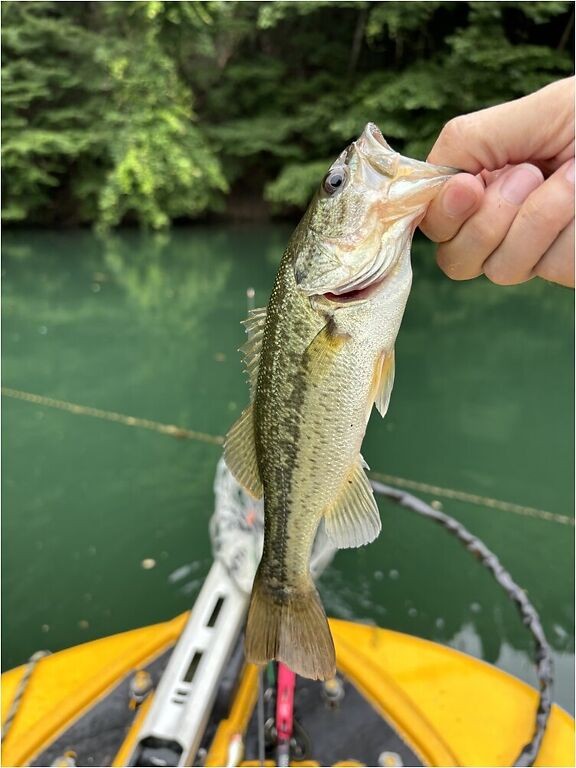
[2,387,572,527]
[1,387,224,446]
[371,479,553,768]
[257,668,265,767]
[369,470,572,527]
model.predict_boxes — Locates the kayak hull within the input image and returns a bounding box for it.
[2,613,573,767]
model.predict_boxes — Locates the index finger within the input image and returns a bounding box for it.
[428,77,575,173]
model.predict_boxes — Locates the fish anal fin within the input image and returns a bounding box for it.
[224,404,263,499]
[372,348,395,418]
[240,307,267,400]
[324,458,381,549]
[245,572,336,681]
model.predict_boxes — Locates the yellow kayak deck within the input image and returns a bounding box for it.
[2,613,574,767]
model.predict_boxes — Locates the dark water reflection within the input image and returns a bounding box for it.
[2,227,573,713]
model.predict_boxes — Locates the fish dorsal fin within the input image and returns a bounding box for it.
[224,403,263,499]
[240,307,267,399]
[373,349,395,418]
[324,456,381,549]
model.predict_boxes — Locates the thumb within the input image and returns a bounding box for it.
[427,77,574,174]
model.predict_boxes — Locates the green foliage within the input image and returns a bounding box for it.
[2,1,573,228]
[2,1,226,229]
[265,160,333,209]
[2,3,100,222]
[94,5,227,230]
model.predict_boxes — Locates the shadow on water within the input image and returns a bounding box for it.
[2,227,574,713]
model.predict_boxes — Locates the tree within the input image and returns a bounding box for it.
[2,1,573,228]
[2,1,226,229]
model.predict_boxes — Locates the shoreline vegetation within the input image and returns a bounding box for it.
[2,1,573,230]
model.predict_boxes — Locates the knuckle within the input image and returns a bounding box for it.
[465,216,500,249]
[517,199,562,235]
[437,258,460,280]
[483,257,517,286]
[441,113,502,170]
[440,115,473,146]
[437,246,479,281]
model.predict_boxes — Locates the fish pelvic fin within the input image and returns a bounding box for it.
[245,572,336,681]
[224,403,263,499]
[324,456,381,549]
[373,348,395,419]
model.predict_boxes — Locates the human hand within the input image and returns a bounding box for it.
[420,77,575,288]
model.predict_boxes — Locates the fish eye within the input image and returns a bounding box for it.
[323,167,347,196]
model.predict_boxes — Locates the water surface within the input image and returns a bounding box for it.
[2,227,574,713]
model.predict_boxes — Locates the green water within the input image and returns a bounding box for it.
[2,227,574,714]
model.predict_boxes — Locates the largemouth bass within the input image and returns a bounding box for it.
[225,123,456,680]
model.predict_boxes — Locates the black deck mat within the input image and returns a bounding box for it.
[29,646,425,767]
[243,673,425,766]
[30,648,173,768]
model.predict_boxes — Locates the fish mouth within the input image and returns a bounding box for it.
[313,237,395,304]
[321,271,388,304]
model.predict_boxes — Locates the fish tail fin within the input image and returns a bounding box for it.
[245,571,336,681]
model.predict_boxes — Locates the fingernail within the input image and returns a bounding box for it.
[500,165,543,205]
[565,159,575,184]
[443,184,478,217]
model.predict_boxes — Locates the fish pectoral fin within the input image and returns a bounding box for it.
[373,348,395,418]
[224,403,263,499]
[324,457,381,549]
[240,306,267,400]
[303,319,349,378]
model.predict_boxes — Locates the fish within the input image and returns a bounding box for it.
[225,123,456,680]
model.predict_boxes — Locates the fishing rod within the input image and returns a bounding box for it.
[275,664,296,767]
